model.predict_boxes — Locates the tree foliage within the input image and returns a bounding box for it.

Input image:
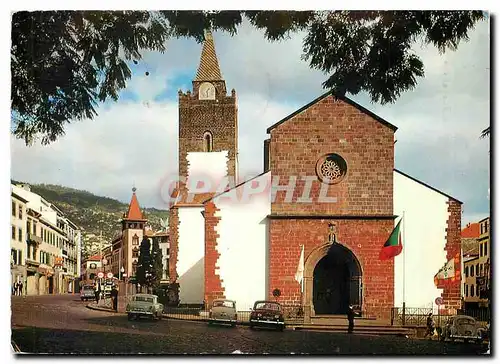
[136,236,153,289]
[11,10,485,145]
[150,238,163,289]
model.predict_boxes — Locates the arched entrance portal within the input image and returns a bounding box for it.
[312,244,362,315]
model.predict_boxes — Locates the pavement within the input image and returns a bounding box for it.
[11,294,490,355]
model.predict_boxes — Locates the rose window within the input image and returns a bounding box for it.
[316,153,348,184]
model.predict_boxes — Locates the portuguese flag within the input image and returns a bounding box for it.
[379,219,403,260]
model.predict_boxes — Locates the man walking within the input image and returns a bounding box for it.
[347,305,355,333]
[18,281,23,296]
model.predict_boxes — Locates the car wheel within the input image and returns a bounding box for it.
[279,325,284,332]
[127,313,133,321]
[231,323,236,328]
[157,312,162,321]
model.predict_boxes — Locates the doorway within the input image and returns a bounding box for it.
[312,244,362,315]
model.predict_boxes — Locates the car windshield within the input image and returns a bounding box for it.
[457,317,475,325]
[213,301,235,308]
[255,302,280,311]
[134,296,154,303]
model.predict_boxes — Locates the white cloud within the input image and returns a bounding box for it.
[10,16,490,226]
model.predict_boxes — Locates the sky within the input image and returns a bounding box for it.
[9,15,490,227]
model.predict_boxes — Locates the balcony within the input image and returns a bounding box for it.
[27,232,42,245]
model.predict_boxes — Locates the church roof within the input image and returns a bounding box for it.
[124,187,145,221]
[266,90,398,133]
[194,31,223,81]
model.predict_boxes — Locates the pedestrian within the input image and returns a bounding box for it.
[19,281,24,296]
[95,285,101,304]
[347,305,355,333]
[425,313,435,339]
[110,285,119,312]
[12,282,16,296]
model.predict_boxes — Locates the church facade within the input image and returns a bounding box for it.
[168,32,462,321]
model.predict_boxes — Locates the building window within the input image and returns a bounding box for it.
[480,244,483,257]
[485,242,488,256]
[18,250,23,265]
[18,228,22,242]
[18,206,23,219]
[480,264,483,276]
[27,220,31,235]
[476,263,479,274]
[90,263,97,269]
[465,266,469,277]
[167,248,170,256]
[465,285,469,297]
[132,234,139,245]
[12,226,16,240]
[203,131,213,152]
[471,265,474,277]
[132,248,139,258]
[12,201,16,216]
[471,285,475,297]
[476,285,479,297]
[315,153,348,185]
[11,249,17,265]
[484,220,488,234]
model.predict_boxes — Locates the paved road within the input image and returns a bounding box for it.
[11,294,489,355]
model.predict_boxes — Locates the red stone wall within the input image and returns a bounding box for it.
[268,95,396,320]
[178,89,238,180]
[269,218,395,320]
[269,95,394,215]
[168,207,179,281]
[439,199,463,313]
[204,201,225,305]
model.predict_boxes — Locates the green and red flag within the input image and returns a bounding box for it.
[379,219,403,260]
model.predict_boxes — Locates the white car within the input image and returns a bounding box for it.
[208,299,237,327]
[441,315,486,343]
[126,294,164,321]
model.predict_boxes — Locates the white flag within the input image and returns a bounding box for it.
[436,258,455,280]
[294,245,304,291]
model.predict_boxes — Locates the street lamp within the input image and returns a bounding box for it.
[120,266,125,281]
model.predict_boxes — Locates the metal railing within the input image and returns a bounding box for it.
[162,304,305,324]
[391,306,490,327]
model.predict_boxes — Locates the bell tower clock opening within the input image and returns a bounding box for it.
[178,30,239,187]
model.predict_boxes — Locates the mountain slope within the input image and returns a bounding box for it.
[12,181,169,259]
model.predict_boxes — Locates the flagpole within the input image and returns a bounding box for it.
[402,211,406,314]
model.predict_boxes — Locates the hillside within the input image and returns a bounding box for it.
[12,181,169,259]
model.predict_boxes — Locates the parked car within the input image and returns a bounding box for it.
[441,315,486,343]
[11,340,21,353]
[249,300,285,331]
[126,294,164,321]
[80,285,95,301]
[208,299,237,327]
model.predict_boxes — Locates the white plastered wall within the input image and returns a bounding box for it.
[186,151,229,193]
[177,206,205,304]
[212,172,271,311]
[394,171,449,310]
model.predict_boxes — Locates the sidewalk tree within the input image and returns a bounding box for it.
[136,237,153,290]
[12,11,485,145]
[150,238,163,290]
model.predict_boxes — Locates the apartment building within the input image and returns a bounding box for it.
[11,183,82,295]
[461,217,490,309]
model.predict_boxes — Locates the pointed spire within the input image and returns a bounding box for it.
[125,186,144,220]
[194,31,223,81]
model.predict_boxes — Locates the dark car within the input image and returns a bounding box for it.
[249,300,285,331]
